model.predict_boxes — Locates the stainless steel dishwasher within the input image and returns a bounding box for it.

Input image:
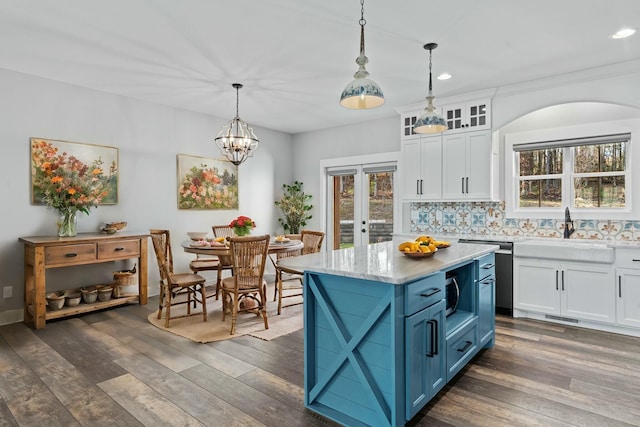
[457,238,513,315]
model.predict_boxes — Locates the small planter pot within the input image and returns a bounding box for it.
[96,285,114,302]
[81,286,98,304]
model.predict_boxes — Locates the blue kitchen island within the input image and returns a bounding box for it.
[279,239,498,427]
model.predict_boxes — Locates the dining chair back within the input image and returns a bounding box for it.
[274,230,325,315]
[150,229,207,327]
[212,225,234,239]
[221,234,270,335]
[211,224,235,299]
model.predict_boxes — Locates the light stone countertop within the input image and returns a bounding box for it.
[278,239,498,285]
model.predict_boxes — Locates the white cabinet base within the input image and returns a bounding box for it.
[513,309,640,338]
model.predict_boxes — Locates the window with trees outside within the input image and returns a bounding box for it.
[514,133,629,211]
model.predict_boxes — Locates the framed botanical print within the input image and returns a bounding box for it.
[30,137,119,205]
[177,154,238,209]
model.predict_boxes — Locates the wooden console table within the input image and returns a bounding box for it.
[19,232,149,329]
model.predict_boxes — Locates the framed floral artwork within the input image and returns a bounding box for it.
[30,137,119,207]
[177,154,238,209]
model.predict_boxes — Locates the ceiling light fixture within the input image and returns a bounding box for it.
[413,43,448,134]
[339,0,384,109]
[437,72,452,80]
[611,28,636,39]
[214,83,259,166]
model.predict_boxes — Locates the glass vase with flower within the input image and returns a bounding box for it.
[230,215,256,236]
[31,139,112,237]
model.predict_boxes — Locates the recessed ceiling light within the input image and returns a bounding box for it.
[611,28,636,39]
[437,73,452,80]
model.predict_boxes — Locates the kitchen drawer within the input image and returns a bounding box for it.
[45,244,96,266]
[446,319,478,380]
[98,239,140,260]
[405,271,445,316]
[615,248,640,269]
[477,253,495,281]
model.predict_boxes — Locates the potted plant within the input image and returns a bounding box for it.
[275,180,312,234]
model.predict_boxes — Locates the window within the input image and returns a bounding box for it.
[513,133,629,212]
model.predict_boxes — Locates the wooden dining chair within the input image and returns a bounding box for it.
[274,230,325,315]
[212,225,235,299]
[150,229,207,327]
[221,234,270,335]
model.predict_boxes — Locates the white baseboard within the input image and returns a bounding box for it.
[0,308,24,326]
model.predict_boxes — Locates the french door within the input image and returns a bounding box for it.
[326,162,396,249]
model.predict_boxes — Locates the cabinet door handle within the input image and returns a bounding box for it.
[466,177,469,194]
[633,259,640,262]
[65,253,78,258]
[561,270,565,291]
[426,320,436,357]
[481,263,495,270]
[457,340,472,353]
[481,277,495,285]
[619,276,622,298]
[420,288,442,298]
[555,270,559,290]
[432,319,438,356]
[420,179,424,195]
[461,177,464,194]
[115,247,125,251]
[417,180,420,195]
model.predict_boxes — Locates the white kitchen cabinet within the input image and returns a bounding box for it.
[442,99,491,133]
[514,258,615,324]
[615,248,640,328]
[402,136,442,200]
[442,130,492,200]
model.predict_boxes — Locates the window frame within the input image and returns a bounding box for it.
[505,122,634,220]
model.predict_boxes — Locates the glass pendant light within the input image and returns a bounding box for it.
[215,83,259,166]
[339,0,384,109]
[413,43,448,134]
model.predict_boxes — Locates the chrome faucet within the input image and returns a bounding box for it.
[564,207,575,239]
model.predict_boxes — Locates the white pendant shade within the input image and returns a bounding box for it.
[413,95,448,134]
[413,43,448,134]
[339,0,384,110]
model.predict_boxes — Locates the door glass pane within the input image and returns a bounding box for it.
[333,175,354,249]
[367,172,394,243]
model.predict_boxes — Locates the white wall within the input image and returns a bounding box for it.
[0,68,293,322]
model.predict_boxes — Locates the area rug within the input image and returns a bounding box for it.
[147,283,303,343]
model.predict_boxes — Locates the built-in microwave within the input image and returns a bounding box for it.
[445,275,459,316]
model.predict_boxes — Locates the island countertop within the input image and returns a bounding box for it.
[278,239,499,284]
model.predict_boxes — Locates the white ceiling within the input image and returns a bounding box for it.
[1,0,639,134]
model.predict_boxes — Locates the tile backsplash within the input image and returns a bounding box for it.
[409,201,640,241]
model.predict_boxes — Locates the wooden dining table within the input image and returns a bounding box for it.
[181,237,304,260]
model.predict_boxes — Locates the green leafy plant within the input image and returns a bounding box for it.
[275,180,312,234]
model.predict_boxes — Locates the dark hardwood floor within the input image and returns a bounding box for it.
[1,300,639,426]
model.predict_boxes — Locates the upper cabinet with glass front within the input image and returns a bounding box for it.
[442,99,491,134]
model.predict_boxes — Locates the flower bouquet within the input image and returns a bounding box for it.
[31,139,114,237]
[230,215,255,236]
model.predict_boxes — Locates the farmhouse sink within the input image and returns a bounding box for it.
[514,239,614,263]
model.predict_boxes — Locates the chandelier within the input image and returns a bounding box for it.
[413,43,448,134]
[215,83,259,165]
[339,0,384,109]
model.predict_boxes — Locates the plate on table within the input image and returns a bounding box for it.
[401,248,438,258]
[273,238,291,244]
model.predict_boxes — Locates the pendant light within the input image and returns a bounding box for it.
[215,83,259,166]
[413,43,448,134]
[339,0,384,109]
